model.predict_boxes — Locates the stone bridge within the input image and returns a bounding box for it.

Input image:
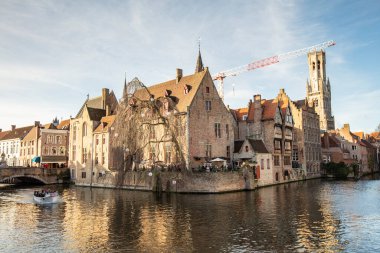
[0,167,70,185]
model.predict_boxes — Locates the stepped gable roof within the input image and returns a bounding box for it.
[248,139,269,153]
[133,69,207,113]
[57,119,70,130]
[94,115,116,133]
[1,125,33,140]
[233,140,244,153]
[233,108,248,121]
[87,107,106,121]
[0,131,11,141]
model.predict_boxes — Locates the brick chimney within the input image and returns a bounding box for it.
[11,125,16,131]
[34,121,40,127]
[102,88,109,110]
[176,68,183,84]
[106,105,110,116]
[253,94,263,122]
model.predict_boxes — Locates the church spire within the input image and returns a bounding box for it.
[123,72,127,98]
[195,38,204,73]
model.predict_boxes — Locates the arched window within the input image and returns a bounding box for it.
[51,147,57,155]
[82,122,87,137]
[56,136,61,144]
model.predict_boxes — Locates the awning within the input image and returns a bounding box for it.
[32,156,41,163]
[211,158,226,162]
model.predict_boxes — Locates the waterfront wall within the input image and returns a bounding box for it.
[75,168,310,193]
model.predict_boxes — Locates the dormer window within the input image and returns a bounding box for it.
[206,87,210,93]
[184,84,191,94]
[165,89,172,97]
[245,146,249,152]
[242,115,248,120]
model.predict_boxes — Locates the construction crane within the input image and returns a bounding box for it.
[212,40,336,100]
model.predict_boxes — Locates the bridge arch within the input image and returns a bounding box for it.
[0,175,48,185]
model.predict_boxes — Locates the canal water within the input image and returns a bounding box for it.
[1,176,380,252]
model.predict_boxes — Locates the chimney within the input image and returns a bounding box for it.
[280,88,285,94]
[343,123,350,132]
[102,88,109,110]
[254,94,261,103]
[11,125,16,131]
[176,68,183,84]
[34,121,40,127]
[106,105,110,116]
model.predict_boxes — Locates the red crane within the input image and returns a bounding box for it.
[212,40,336,100]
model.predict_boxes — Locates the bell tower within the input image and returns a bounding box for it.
[306,50,335,131]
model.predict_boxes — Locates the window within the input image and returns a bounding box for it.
[214,123,221,138]
[72,145,76,161]
[245,145,249,152]
[96,136,99,145]
[56,136,61,144]
[102,134,106,144]
[149,147,156,161]
[352,145,356,150]
[205,100,211,111]
[165,144,171,164]
[149,125,155,139]
[284,156,291,165]
[274,140,281,150]
[285,141,291,151]
[82,148,87,163]
[43,146,49,155]
[95,153,99,165]
[206,87,210,93]
[226,146,230,158]
[73,123,77,141]
[242,115,248,121]
[81,172,86,179]
[292,151,298,161]
[59,147,65,155]
[206,144,212,158]
[82,123,87,137]
[226,124,229,140]
[314,100,318,108]
[274,155,280,166]
[51,147,57,155]
[47,135,53,144]
[267,159,270,170]
[261,159,264,170]
[101,152,105,165]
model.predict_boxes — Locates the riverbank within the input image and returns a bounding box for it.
[0,183,14,189]
[74,169,317,193]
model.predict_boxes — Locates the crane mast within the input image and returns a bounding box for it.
[213,40,336,100]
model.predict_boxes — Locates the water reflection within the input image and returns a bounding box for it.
[0,176,380,252]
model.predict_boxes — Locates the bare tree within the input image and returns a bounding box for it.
[109,78,187,186]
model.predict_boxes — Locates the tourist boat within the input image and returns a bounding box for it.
[33,190,59,204]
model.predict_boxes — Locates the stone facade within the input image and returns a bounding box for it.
[232,89,298,183]
[289,99,321,178]
[306,50,335,131]
[69,88,118,185]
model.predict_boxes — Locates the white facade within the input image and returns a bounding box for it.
[0,138,21,166]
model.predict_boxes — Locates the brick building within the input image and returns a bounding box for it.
[111,51,236,172]
[288,98,321,178]
[232,89,297,183]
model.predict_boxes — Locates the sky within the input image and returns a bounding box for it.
[0,0,379,133]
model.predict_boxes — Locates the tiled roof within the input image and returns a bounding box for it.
[369,132,380,139]
[352,132,364,140]
[57,119,70,130]
[43,123,56,129]
[233,108,248,121]
[87,107,106,121]
[0,125,33,140]
[295,99,306,108]
[248,139,269,153]
[94,115,116,133]
[360,139,376,149]
[261,99,278,120]
[86,96,103,109]
[22,126,38,142]
[133,69,207,112]
[0,131,10,141]
[233,140,244,153]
